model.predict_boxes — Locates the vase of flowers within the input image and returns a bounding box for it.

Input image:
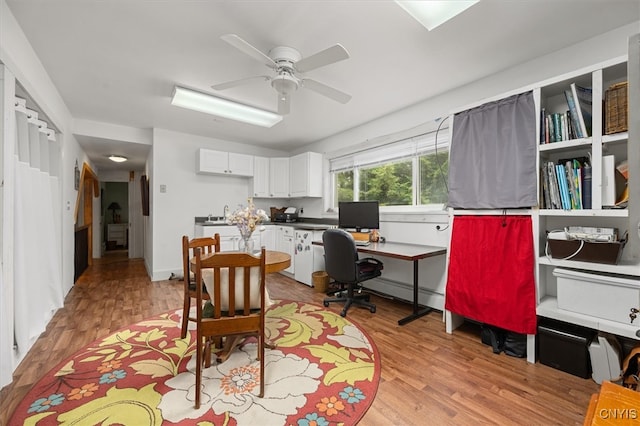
[226,198,269,253]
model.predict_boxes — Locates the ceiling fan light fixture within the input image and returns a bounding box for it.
[108,155,128,163]
[171,86,282,128]
[271,74,299,96]
[395,0,479,31]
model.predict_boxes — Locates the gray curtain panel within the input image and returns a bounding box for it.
[447,91,537,209]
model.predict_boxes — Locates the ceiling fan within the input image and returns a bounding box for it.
[212,34,352,115]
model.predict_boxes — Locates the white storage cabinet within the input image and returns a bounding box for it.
[197,148,254,177]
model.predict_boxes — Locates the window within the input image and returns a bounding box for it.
[330,125,449,208]
[419,151,449,204]
[360,160,412,205]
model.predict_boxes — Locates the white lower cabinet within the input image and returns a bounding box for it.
[259,225,276,250]
[195,224,274,253]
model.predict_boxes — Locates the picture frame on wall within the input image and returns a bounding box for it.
[140,175,150,216]
[74,160,80,190]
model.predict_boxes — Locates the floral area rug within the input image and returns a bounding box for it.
[9,300,380,425]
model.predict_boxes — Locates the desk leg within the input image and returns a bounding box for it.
[398,259,432,325]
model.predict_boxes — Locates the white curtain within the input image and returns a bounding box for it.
[13,104,63,364]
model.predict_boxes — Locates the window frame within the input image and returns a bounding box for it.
[328,125,450,212]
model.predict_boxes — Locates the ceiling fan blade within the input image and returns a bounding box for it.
[294,44,350,73]
[277,93,290,115]
[212,75,270,91]
[220,34,277,69]
[302,78,351,104]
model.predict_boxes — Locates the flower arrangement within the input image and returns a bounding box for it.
[226,198,269,239]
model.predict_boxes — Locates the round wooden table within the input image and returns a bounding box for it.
[191,249,291,274]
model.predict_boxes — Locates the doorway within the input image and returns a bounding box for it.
[103,182,129,254]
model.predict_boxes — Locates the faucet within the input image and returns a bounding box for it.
[207,213,212,221]
[223,205,229,218]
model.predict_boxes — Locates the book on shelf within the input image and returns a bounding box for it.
[582,163,592,209]
[542,158,591,210]
[602,155,615,206]
[565,159,582,209]
[546,162,562,209]
[556,164,571,210]
[542,110,578,143]
[571,82,592,137]
[540,107,546,144]
[563,90,584,138]
[600,158,629,208]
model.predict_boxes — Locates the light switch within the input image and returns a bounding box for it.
[160,184,167,193]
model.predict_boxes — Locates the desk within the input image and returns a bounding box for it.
[313,241,447,325]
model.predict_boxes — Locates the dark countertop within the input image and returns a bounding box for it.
[194,217,336,230]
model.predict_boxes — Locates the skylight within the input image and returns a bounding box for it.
[395,0,479,31]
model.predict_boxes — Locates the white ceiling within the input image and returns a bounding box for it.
[6,0,640,172]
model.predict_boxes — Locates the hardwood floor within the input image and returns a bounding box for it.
[0,252,599,425]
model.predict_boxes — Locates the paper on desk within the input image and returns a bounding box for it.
[284,207,297,214]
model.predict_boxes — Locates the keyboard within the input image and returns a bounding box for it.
[355,240,370,247]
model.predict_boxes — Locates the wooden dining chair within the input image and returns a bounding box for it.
[192,246,267,408]
[181,234,221,339]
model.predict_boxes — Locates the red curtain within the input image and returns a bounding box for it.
[445,215,537,334]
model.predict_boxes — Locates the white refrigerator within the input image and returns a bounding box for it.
[294,229,325,286]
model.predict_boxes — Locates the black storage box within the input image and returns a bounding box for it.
[537,318,595,378]
[547,238,625,265]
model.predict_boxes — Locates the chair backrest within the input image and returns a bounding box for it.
[182,234,221,284]
[194,247,266,320]
[323,228,359,283]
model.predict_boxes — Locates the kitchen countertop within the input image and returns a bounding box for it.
[194,217,336,230]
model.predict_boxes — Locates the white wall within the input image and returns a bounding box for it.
[295,22,640,309]
[302,23,639,159]
[149,128,289,280]
[0,0,94,385]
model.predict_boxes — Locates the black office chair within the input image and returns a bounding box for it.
[322,228,383,317]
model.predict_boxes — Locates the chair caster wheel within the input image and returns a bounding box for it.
[340,311,347,317]
[323,301,329,307]
[370,307,376,313]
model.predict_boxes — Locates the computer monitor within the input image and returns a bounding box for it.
[338,201,379,232]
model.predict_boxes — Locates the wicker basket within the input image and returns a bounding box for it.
[604,81,628,134]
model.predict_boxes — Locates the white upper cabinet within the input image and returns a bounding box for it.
[252,156,290,198]
[289,152,323,197]
[252,156,270,197]
[270,157,290,198]
[197,148,254,177]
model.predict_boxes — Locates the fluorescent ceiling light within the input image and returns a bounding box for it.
[171,86,282,128]
[108,155,128,163]
[395,0,479,31]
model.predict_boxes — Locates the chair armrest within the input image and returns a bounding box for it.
[356,258,384,274]
[356,257,383,266]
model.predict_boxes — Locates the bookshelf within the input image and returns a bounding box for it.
[534,49,640,346]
